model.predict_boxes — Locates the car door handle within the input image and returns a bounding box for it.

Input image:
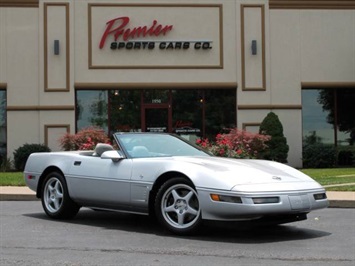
[74,161,81,166]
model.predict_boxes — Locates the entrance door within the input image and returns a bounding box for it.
[141,90,172,133]
[144,108,169,132]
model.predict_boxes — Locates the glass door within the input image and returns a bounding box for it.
[142,89,172,132]
[144,108,169,132]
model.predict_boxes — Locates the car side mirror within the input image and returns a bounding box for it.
[101,150,124,162]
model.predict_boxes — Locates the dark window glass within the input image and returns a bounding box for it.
[302,89,334,145]
[145,108,168,132]
[109,90,141,134]
[172,90,202,142]
[0,90,6,163]
[144,89,169,104]
[76,89,237,143]
[302,88,355,166]
[76,90,108,132]
[336,88,355,146]
[205,89,236,138]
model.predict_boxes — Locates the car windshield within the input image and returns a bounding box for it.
[114,133,210,158]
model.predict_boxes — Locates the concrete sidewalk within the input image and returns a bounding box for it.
[0,186,354,208]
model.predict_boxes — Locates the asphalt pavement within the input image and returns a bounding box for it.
[0,186,354,208]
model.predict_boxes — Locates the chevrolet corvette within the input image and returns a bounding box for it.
[24,132,328,235]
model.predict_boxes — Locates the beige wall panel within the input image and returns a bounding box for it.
[40,91,75,106]
[300,10,355,82]
[269,10,302,105]
[242,6,265,90]
[242,123,260,133]
[237,88,272,106]
[237,3,271,106]
[0,9,6,83]
[45,125,70,151]
[74,0,237,84]
[3,8,39,106]
[45,4,69,91]
[7,110,75,157]
[39,110,75,140]
[238,109,302,168]
[7,112,40,159]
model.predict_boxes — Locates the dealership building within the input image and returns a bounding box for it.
[0,0,354,168]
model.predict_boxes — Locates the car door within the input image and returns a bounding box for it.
[66,155,133,209]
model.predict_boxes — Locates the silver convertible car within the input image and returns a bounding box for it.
[24,133,328,235]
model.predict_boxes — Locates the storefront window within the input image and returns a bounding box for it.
[205,89,236,138]
[109,90,141,134]
[302,90,334,145]
[76,90,108,132]
[172,90,202,141]
[335,88,355,146]
[144,89,169,104]
[76,88,237,143]
[0,90,6,164]
[302,88,355,166]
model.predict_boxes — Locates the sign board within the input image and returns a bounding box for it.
[89,4,223,69]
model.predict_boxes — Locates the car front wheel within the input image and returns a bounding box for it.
[155,178,202,235]
[41,172,79,219]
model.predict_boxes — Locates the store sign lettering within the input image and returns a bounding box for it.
[174,120,201,134]
[99,16,213,51]
[110,41,212,50]
[100,17,173,49]
[175,120,192,128]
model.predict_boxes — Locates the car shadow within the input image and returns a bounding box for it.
[24,208,331,243]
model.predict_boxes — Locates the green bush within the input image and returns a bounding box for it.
[302,144,337,168]
[0,156,13,172]
[259,112,289,163]
[13,144,51,171]
[338,150,354,166]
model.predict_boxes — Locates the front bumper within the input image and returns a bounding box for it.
[197,188,329,221]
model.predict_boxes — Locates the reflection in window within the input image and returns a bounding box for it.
[302,90,334,145]
[76,89,237,143]
[109,90,141,134]
[76,90,108,132]
[0,90,6,163]
[335,89,355,146]
[205,89,236,138]
[302,88,355,166]
[172,90,202,140]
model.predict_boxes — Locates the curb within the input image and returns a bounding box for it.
[0,194,39,201]
[0,192,354,208]
[328,200,355,208]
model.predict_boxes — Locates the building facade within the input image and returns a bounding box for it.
[0,0,354,168]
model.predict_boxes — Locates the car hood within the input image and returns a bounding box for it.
[172,156,323,192]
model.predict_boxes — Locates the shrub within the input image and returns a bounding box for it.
[0,156,13,172]
[338,150,354,166]
[196,128,270,159]
[302,143,336,168]
[59,127,110,151]
[259,112,289,163]
[13,144,51,171]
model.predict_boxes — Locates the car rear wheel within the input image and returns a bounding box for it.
[155,178,201,235]
[41,172,79,219]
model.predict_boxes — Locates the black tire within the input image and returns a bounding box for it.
[41,172,80,219]
[155,177,202,235]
